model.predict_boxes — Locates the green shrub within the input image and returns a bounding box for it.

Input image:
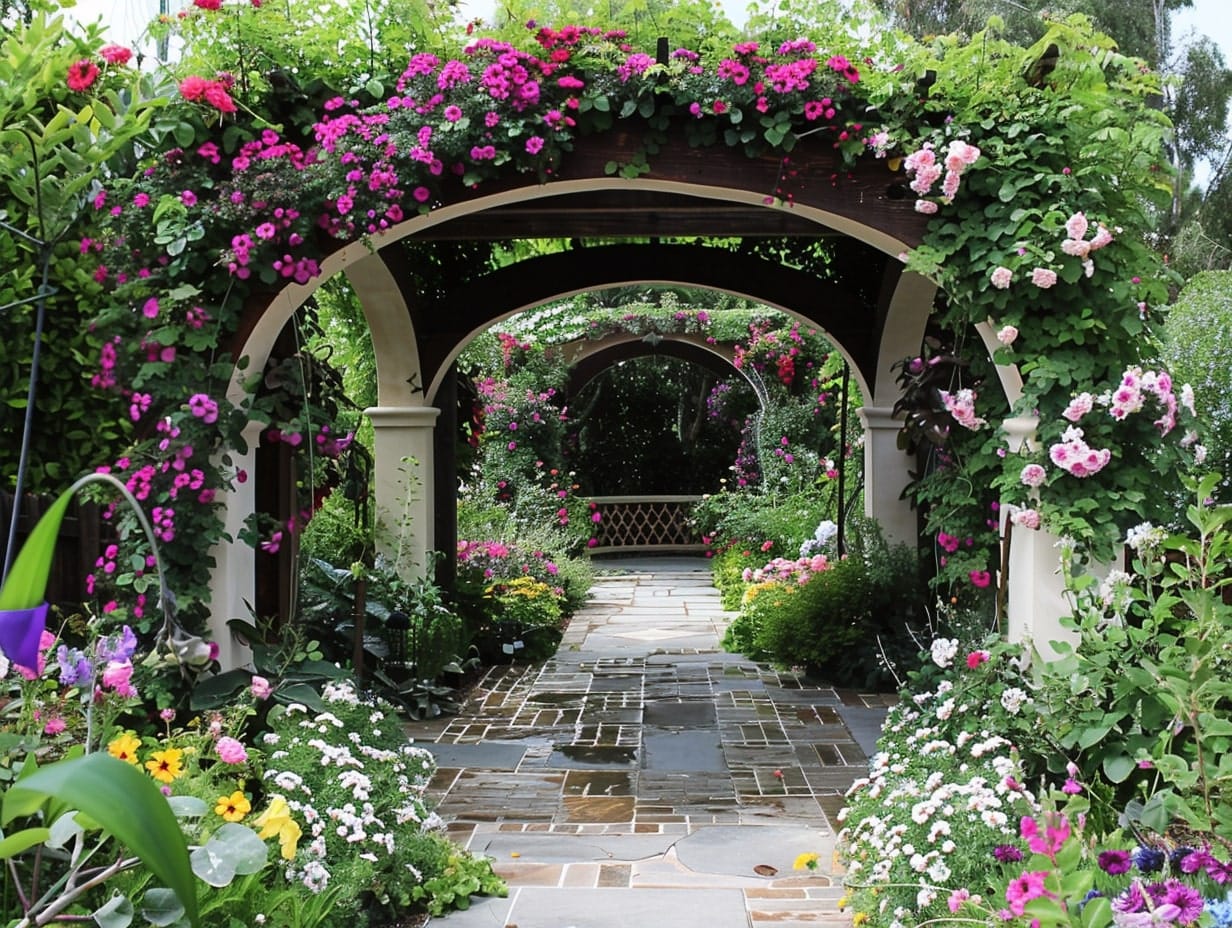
[711,545,763,610]
[752,560,870,666]
[695,486,833,561]
[722,520,927,689]
[477,576,565,662]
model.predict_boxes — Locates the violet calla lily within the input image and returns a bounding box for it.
[0,483,75,670]
[0,601,49,672]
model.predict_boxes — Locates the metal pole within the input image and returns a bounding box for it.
[836,363,850,555]
[352,576,367,685]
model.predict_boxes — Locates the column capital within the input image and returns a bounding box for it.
[365,406,441,428]
[1002,414,1040,454]
[857,405,903,430]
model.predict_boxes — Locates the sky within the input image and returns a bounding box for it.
[68,0,1232,57]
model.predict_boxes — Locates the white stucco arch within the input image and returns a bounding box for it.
[209,171,1038,668]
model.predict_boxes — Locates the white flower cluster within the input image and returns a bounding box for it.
[930,638,958,669]
[260,679,439,897]
[838,682,1041,928]
[999,687,1031,715]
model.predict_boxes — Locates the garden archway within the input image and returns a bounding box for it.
[212,135,1033,669]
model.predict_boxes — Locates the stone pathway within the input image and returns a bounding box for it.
[408,557,892,928]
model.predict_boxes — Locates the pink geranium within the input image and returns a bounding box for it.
[99,44,133,66]
[67,59,99,92]
[216,736,248,764]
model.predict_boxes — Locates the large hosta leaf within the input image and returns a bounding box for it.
[2,753,199,926]
[190,822,267,887]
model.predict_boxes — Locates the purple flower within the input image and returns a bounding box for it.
[993,844,1024,863]
[56,645,93,686]
[1151,881,1203,925]
[1099,850,1133,875]
[1180,849,1215,875]
[96,625,138,663]
[1113,883,1148,914]
[1134,846,1166,873]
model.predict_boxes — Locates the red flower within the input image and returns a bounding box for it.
[66,59,99,92]
[965,650,989,669]
[193,0,222,8]
[969,569,992,588]
[99,44,132,65]
[203,82,237,113]
[179,75,210,101]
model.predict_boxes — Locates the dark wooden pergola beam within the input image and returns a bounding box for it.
[411,191,842,240]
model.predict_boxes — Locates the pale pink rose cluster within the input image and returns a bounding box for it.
[1048,425,1111,478]
[1010,507,1041,530]
[940,387,985,430]
[904,139,980,213]
[1061,392,1094,422]
[989,266,1013,289]
[1014,213,1113,293]
[1109,366,1181,435]
[1059,367,1190,436]
[1030,267,1057,289]
[996,325,1018,346]
[1059,211,1113,262]
[1019,463,1047,488]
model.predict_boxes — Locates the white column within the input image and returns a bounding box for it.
[365,406,441,575]
[856,406,916,546]
[1001,415,1077,662]
[208,420,261,671]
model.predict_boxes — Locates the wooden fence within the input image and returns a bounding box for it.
[588,495,706,554]
[0,491,111,606]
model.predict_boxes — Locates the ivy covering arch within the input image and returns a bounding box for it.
[6,2,1202,639]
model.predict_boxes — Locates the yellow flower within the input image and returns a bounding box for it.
[144,747,185,783]
[793,851,820,871]
[853,913,870,927]
[254,796,302,860]
[215,791,251,822]
[837,896,850,911]
[108,732,142,765]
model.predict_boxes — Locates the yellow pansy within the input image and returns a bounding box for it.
[254,796,302,860]
[793,851,820,871]
[108,732,142,765]
[853,913,870,927]
[215,791,251,822]
[144,747,185,783]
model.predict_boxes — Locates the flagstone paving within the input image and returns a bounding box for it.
[409,557,893,928]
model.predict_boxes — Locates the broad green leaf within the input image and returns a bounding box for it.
[141,888,186,927]
[93,892,134,928]
[4,754,199,926]
[168,796,209,818]
[190,823,266,887]
[172,121,196,148]
[1081,897,1111,928]
[1102,752,1135,783]
[0,825,51,858]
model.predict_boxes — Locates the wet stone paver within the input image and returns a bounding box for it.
[407,557,893,928]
